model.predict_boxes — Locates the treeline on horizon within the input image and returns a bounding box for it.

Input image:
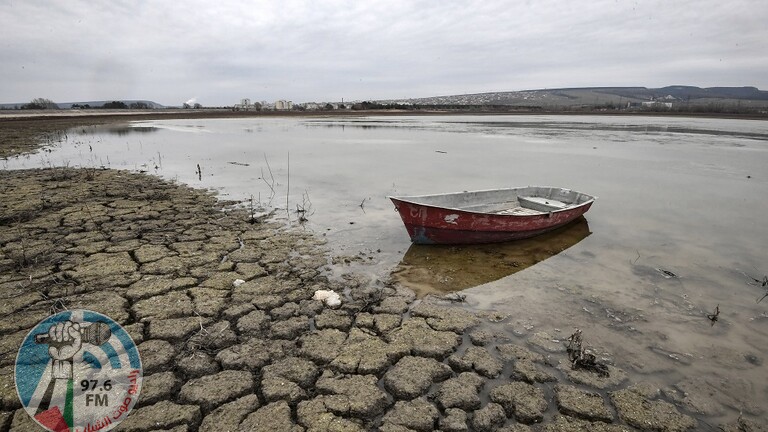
[4,98,766,116]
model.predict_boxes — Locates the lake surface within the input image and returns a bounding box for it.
[6,114,768,423]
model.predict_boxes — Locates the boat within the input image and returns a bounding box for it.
[389,186,596,244]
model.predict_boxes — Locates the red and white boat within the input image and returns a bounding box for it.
[389,186,596,244]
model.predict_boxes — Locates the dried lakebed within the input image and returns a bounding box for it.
[0,168,757,432]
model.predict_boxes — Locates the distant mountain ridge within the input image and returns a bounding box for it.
[379,86,768,107]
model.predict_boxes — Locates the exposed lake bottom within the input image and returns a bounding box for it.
[4,114,768,427]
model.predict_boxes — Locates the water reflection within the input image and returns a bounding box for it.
[79,125,159,136]
[392,217,591,296]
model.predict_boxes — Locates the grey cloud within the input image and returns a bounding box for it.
[1,0,766,105]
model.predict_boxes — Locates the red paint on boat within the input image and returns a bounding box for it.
[389,187,595,244]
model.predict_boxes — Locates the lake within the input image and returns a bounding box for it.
[6,114,768,422]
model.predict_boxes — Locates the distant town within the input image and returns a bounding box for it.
[2,86,768,115]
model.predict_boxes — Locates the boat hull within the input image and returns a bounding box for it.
[390,190,594,245]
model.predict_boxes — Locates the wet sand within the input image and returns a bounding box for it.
[0,114,761,431]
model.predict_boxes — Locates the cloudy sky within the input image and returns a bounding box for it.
[1,0,766,106]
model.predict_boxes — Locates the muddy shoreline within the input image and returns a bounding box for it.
[0,117,759,431]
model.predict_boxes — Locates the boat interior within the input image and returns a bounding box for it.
[397,187,595,215]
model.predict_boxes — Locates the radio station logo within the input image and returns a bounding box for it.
[15,310,142,432]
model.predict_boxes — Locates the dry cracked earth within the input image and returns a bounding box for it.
[0,167,762,432]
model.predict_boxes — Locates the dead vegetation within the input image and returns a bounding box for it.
[566,329,610,377]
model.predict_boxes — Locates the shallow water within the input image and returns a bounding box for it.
[5,114,768,423]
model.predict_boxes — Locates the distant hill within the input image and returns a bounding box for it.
[0,99,166,110]
[379,86,768,109]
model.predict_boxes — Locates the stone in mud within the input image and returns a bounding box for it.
[383,356,453,400]
[133,291,195,321]
[237,309,270,336]
[489,381,548,424]
[117,401,201,432]
[385,317,462,360]
[138,339,176,374]
[179,370,255,413]
[330,328,409,375]
[447,346,503,378]
[381,399,440,432]
[238,401,303,432]
[299,328,347,364]
[176,351,221,378]
[471,402,507,432]
[199,394,261,432]
[435,372,486,411]
[561,364,627,390]
[138,371,180,407]
[553,384,612,422]
[148,316,210,342]
[270,316,310,340]
[315,371,391,418]
[314,309,353,331]
[410,303,481,333]
[200,271,246,290]
[610,386,697,432]
[216,338,273,371]
[297,398,366,432]
[440,408,469,432]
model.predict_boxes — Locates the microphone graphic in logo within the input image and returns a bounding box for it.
[15,310,142,432]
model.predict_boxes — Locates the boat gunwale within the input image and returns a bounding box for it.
[388,186,597,216]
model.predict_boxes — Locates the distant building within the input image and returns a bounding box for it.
[233,98,252,111]
[275,100,293,110]
[641,101,673,109]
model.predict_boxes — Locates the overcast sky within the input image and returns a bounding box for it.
[1,0,766,106]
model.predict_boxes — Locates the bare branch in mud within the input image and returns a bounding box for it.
[706,304,720,326]
[196,163,202,181]
[566,329,610,377]
[739,271,768,303]
[295,190,314,223]
[359,197,370,213]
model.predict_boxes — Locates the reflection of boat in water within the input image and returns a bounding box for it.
[389,187,596,244]
[392,217,591,296]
